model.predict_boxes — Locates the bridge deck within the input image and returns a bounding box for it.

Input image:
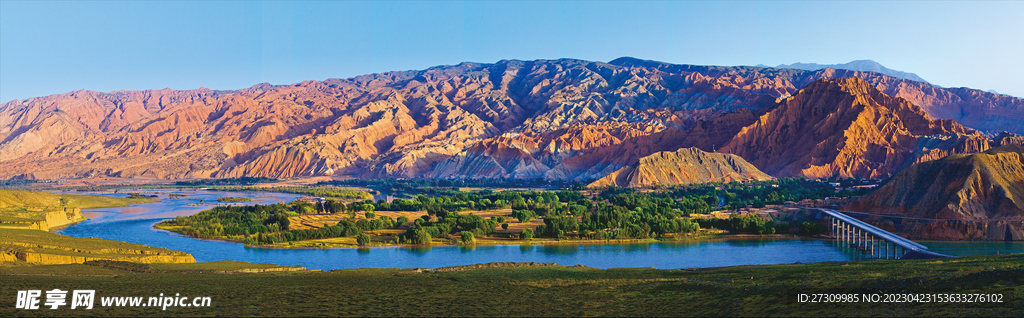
[819,209,930,251]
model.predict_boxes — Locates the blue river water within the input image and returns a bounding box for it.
[53,190,1020,270]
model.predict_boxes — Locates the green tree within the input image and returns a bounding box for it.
[512,209,535,223]
[501,223,509,230]
[356,233,370,246]
[407,227,432,245]
[478,199,492,210]
[356,219,370,231]
[799,222,824,235]
[460,231,475,244]
[521,228,534,240]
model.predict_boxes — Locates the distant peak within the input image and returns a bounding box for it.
[607,56,647,66]
[847,59,884,65]
[776,60,928,83]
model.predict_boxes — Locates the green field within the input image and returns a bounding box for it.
[0,189,157,230]
[216,196,252,203]
[0,229,195,264]
[0,189,157,210]
[1,255,1021,316]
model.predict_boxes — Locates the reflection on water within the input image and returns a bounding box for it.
[407,246,433,256]
[53,190,1022,270]
[921,241,1024,257]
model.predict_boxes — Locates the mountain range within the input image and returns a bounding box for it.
[772,60,930,83]
[1,57,1022,182]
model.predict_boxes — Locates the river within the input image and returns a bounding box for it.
[53,190,1021,271]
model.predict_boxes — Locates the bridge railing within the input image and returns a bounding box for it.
[819,209,929,251]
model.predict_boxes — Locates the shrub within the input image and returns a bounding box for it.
[356,233,370,246]
[501,223,509,230]
[799,221,824,235]
[521,228,534,240]
[342,226,360,237]
[535,224,547,238]
[775,223,791,234]
[460,231,475,244]
[406,227,432,245]
[512,209,535,223]
[369,219,384,231]
[365,212,376,219]
[424,226,441,238]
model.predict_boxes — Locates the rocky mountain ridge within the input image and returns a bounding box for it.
[720,77,986,179]
[773,60,929,83]
[1,58,1022,181]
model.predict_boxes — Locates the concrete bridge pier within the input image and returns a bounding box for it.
[821,210,950,260]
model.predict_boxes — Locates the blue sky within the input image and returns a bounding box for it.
[2,1,1022,103]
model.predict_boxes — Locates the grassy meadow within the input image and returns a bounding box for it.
[0,189,157,228]
[0,189,157,210]
[1,255,1022,316]
[0,229,195,264]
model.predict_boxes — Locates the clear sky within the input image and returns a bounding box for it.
[2,1,1022,103]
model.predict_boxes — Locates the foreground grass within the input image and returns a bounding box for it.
[1,255,1022,316]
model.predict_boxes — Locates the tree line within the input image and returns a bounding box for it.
[165,177,855,246]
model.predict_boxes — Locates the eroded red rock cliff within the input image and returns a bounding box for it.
[1,58,1021,180]
[844,145,1024,240]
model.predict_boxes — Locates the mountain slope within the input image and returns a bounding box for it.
[617,57,1024,134]
[431,107,763,181]
[587,147,772,188]
[719,77,987,178]
[0,58,1022,180]
[775,60,929,83]
[844,145,1024,240]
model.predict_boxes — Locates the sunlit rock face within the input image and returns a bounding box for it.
[587,147,772,188]
[1,58,1021,181]
[846,145,1024,240]
[719,77,989,179]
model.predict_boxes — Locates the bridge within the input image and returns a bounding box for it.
[818,209,952,259]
